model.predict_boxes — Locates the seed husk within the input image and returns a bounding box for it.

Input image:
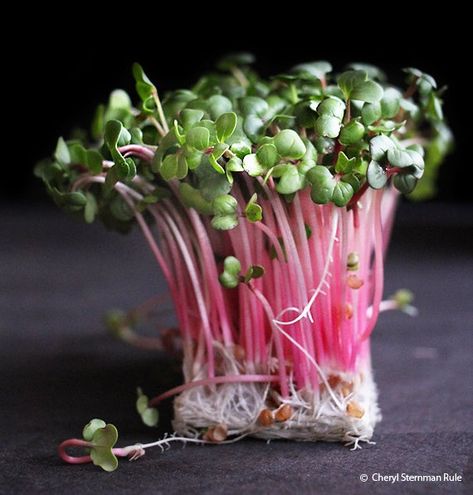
[346,401,364,419]
[258,408,274,427]
[275,404,293,422]
[347,274,364,289]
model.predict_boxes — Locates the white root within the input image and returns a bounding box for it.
[172,349,381,447]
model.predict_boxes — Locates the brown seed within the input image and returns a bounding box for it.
[275,404,293,422]
[345,303,353,319]
[258,409,274,427]
[233,344,246,362]
[341,381,353,397]
[205,424,228,442]
[327,374,341,389]
[346,401,364,419]
[347,274,364,289]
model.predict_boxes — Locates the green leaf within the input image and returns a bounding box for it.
[245,203,262,222]
[213,194,237,216]
[239,96,268,117]
[351,80,383,103]
[207,95,232,120]
[347,63,386,81]
[244,264,265,283]
[256,143,279,167]
[83,418,106,441]
[291,61,332,80]
[136,388,159,427]
[216,112,238,142]
[104,120,135,179]
[86,150,103,175]
[142,408,159,427]
[369,135,396,161]
[90,424,119,472]
[219,256,242,288]
[176,154,188,179]
[160,154,179,180]
[315,115,341,138]
[393,173,417,193]
[307,166,336,204]
[211,214,238,230]
[402,149,424,179]
[223,256,241,276]
[132,63,155,101]
[339,120,365,145]
[179,183,213,215]
[316,96,346,119]
[209,143,229,174]
[367,160,387,189]
[212,194,238,230]
[338,70,383,102]
[274,164,304,194]
[387,148,412,168]
[335,151,356,174]
[196,158,232,200]
[243,153,266,176]
[245,195,263,222]
[332,181,354,207]
[403,67,437,90]
[426,92,443,121]
[243,115,265,141]
[187,126,210,150]
[380,88,401,118]
[273,129,306,159]
[338,70,367,98]
[54,137,70,165]
[361,102,382,125]
[225,156,244,183]
[180,109,205,130]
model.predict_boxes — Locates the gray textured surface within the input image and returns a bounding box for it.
[1,202,472,494]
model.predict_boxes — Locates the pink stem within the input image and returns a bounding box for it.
[359,190,384,342]
[58,439,92,464]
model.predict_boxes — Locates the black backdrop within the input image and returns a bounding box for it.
[3,16,469,203]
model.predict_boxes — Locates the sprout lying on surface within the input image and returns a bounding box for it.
[37,54,452,470]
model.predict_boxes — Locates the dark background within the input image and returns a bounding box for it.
[2,18,470,204]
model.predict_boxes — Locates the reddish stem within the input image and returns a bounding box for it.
[58,439,92,464]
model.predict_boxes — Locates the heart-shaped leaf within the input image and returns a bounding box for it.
[219,256,241,288]
[136,388,159,427]
[82,418,107,441]
[273,130,306,159]
[307,166,336,204]
[90,424,119,472]
[332,181,354,207]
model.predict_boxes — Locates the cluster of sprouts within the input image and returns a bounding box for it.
[36,55,452,470]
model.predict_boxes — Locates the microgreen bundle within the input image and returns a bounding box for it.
[37,55,452,469]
